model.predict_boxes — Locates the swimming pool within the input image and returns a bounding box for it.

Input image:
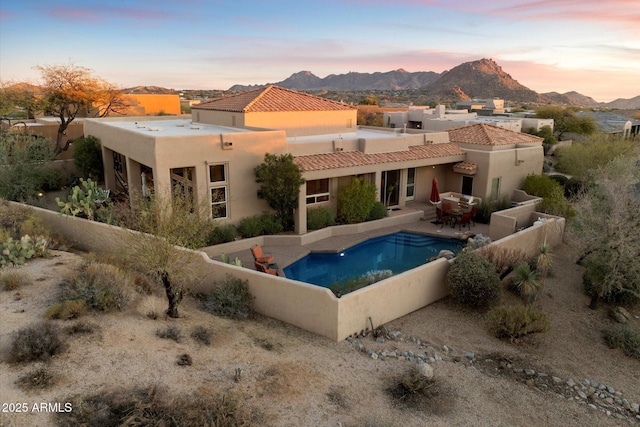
[283,232,463,288]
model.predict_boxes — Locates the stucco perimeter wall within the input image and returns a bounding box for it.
[336,258,451,341]
[487,217,565,260]
[489,204,540,241]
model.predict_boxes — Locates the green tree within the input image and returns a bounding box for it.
[524,125,557,154]
[535,106,596,140]
[522,174,574,218]
[0,131,59,202]
[255,153,305,231]
[359,95,379,106]
[555,134,636,182]
[72,136,104,181]
[338,177,377,223]
[570,155,640,309]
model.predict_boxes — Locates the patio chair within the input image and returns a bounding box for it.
[255,261,278,276]
[250,245,273,264]
[470,205,478,227]
[436,207,451,229]
[458,211,473,230]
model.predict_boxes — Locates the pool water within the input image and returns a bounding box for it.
[283,232,463,288]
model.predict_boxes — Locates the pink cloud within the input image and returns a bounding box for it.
[44,5,177,24]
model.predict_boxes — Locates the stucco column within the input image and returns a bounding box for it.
[373,171,382,203]
[126,158,142,196]
[295,183,307,235]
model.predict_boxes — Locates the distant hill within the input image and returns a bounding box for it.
[125,86,178,94]
[228,59,640,107]
[229,69,441,91]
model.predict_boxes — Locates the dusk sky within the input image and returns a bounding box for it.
[1,0,638,102]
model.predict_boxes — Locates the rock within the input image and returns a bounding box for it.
[416,362,434,380]
[610,306,631,324]
[588,404,597,410]
[466,352,475,360]
[388,330,402,340]
[578,391,588,399]
[375,337,385,343]
[387,351,397,358]
[606,385,615,394]
[631,402,639,413]
[567,378,576,388]
[552,376,562,384]
[537,372,548,378]
[368,350,378,359]
[525,369,536,376]
[513,368,523,374]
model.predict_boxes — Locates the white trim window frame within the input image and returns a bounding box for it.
[306,178,330,205]
[208,163,228,219]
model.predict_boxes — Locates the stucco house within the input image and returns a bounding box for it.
[85,86,543,234]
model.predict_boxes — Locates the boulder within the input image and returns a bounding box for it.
[416,362,434,380]
[610,306,631,324]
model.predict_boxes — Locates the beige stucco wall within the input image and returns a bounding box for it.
[462,144,543,200]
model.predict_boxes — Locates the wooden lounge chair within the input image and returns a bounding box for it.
[250,245,273,264]
[255,261,278,276]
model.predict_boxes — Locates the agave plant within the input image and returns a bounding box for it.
[536,242,553,277]
[510,262,541,304]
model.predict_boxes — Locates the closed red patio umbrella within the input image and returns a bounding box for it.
[430,177,441,204]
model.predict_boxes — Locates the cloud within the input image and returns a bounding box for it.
[44,5,180,24]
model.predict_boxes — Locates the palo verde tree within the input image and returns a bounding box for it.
[115,191,215,318]
[569,155,640,309]
[24,63,129,155]
[254,153,305,231]
[534,106,596,141]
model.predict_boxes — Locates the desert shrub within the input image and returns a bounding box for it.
[478,245,528,279]
[237,213,283,238]
[326,385,350,409]
[446,251,501,309]
[199,275,253,319]
[487,305,550,342]
[523,174,575,219]
[191,325,213,346]
[329,269,393,297]
[338,178,377,223]
[137,295,166,320]
[0,203,37,238]
[583,258,640,307]
[59,261,133,311]
[45,299,88,320]
[16,367,57,391]
[72,135,104,181]
[133,274,155,295]
[177,353,193,366]
[9,321,65,363]
[535,242,553,276]
[206,223,237,245]
[509,263,541,304]
[367,201,388,221]
[56,386,254,426]
[474,194,512,224]
[387,365,453,415]
[307,206,336,230]
[603,324,640,360]
[1,270,31,290]
[156,324,183,342]
[66,320,98,335]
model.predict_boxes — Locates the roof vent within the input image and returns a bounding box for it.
[148,127,162,131]
[190,125,202,130]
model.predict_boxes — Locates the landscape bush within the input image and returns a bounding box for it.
[603,324,640,360]
[237,213,283,238]
[45,299,88,320]
[474,194,512,224]
[307,206,336,230]
[478,245,528,280]
[582,258,640,307]
[338,178,377,223]
[72,136,104,181]
[522,174,575,219]
[1,270,31,291]
[367,201,388,221]
[191,325,213,346]
[487,305,550,342]
[9,321,65,363]
[156,324,183,342]
[205,223,237,245]
[59,261,133,311]
[387,365,453,415]
[56,386,254,426]
[446,251,501,309]
[137,295,166,320]
[16,367,57,391]
[329,269,393,297]
[199,275,254,319]
[509,263,541,304]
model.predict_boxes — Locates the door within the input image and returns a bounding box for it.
[461,175,473,196]
[381,169,401,207]
[406,168,416,201]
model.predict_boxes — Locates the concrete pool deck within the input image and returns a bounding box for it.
[223,203,490,276]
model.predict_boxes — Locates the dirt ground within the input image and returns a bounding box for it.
[0,244,638,427]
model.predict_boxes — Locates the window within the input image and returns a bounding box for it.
[208,163,228,219]
[306,179,329,204]
[490,177,501,201]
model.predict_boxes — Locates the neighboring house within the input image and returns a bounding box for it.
[385,105,553,133]
[85,86,543,234]
[122,94,181,116]
[575,111,640,139]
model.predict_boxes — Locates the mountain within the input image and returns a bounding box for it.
[542,91,598,107]
[229,69,440,91]
[426,58,547,103]
[125,86,178,94]
[600,95,640,109]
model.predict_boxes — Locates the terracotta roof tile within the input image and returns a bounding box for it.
[193,86,355,113]
[294,143,465,172]
[448,123,543,146]
[453,162,478,172]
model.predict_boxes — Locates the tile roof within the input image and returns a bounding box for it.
[192,85,356,113]
[448,123,543,146]
[453,162,478,172]
[294,143,465,172]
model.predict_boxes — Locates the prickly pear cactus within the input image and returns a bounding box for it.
[55,178,109,221]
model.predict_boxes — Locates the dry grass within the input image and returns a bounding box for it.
[387,365,454,415]
[15,367,57,391]
[478,245,528,278]
[1,270,31,291]
[137,295,166,320]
